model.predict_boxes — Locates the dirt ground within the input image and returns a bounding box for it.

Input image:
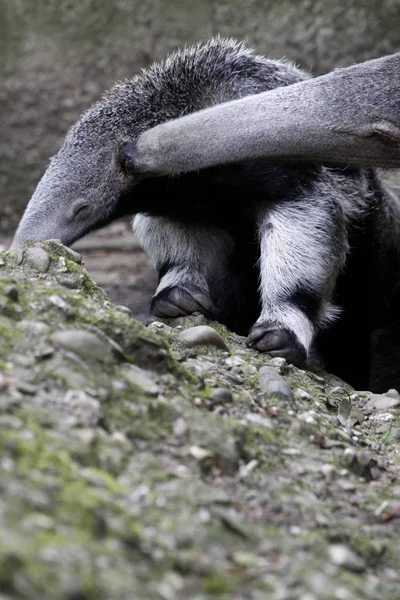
[0,219,157,323]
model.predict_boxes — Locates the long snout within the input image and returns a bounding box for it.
[10,200,73,250]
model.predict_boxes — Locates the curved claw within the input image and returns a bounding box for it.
[247,322,306,367]
[150,285,216,319]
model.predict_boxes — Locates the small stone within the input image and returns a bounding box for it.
[177,326,228,350]
[111,431,131,445]
[328,544,366,572]
[320,464,336,481]
[349,406,365,426]
[17,320,50,335]
[63,390,101,426]
[393,428,400,440]
[34,345,55,360]
[281,447,301,455]
[232,551,258,568]
[25,245,50,272]
[295,388,311,400]
[0,257,5,267]
[173,418,189,438]
[225,372,244,384]
[245,412,273,428]
[4,285,19,301]
[76,429,98,445]
[0,415,22,429]
[116,305,132,314]
[0,374,11,391]
[46,240,82,263]
[123,365,159,396]
[315,374,325,382]
[48,295,70,310]
[15,381,38,395]
[298,410,317,425]
[224,356,245,368]
[374,411,395,422]
[51,330,113,363]
[338,397,352,421]
[238,459,259,478]
[269,356,289,374]
[56,273,84,289]
[22,513,55,532]
[209,388,233,404]
[148,321,168,329]
[337,479,356,492]
[367,395,400,412]
[189,446,213,461]
[259,366,294,401]
[342,447,356,468]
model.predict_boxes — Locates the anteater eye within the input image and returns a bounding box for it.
[71,200,90,219]
[118,143,136,175]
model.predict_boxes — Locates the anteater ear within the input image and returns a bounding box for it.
[118,142,137,174]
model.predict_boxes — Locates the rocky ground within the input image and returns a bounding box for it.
[0,220,157,323]
[0,240,399,599]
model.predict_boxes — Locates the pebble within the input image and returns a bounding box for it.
[281,447,301,455]
[123,365,159,396]
[173,418,189,438]
[225,372,244,384]
[22,513,55,532]
[45,240,82,264]
[15,381,38,395]
[269,356,289,374]
[259,366,294,402]
[245,412,273,428]
[4,285,19,301]
[51,330,113,363]
[320,464,336,481]
[148,321,167,329]
[224,356,245,368]
[63,390,101,426]
[48,295,70,311]
[328,544,366,572]
[337,479,356,492]
[366,394,400,412]
[116,304,132,314]
[56,273,84,289]
[209,388,233,404]
[189,446,213,461]
[25,245,50,272]
[295,388,311,400]
[177,326,228,350]
[17,320,50,335]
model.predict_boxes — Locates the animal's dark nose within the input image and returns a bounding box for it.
[118,143,137,174]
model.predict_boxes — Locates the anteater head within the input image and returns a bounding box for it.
[11,38,304,249]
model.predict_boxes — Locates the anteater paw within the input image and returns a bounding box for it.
[246,321,306,367]
[150,285,216,319]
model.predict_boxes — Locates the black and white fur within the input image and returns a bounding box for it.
[11,38,400,392]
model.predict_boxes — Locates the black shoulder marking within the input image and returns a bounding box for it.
[289,286,322,325]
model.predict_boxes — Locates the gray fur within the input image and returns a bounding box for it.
[11,37,309,250]
[10,38,400,391]
[132,51,400,174]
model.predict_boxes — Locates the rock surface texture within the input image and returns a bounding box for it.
[0,241,399,599]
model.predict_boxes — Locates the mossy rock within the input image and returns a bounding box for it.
[0,242,399,599]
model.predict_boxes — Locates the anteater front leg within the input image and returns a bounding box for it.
[248,188,348,366]
[133,214,234,319]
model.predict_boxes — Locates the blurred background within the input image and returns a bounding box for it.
[1,0,399,317]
